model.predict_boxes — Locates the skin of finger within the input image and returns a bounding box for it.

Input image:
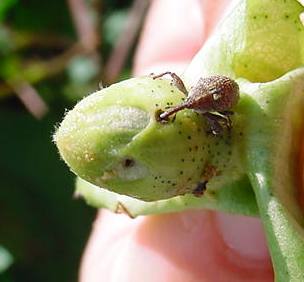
[80,0,274,281]
[80,210,273,282]
[133,0,234,76]
[133,0,204,75]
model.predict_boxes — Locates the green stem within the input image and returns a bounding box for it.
[242,68,304,281]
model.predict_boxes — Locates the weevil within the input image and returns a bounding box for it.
[152,72,240,135]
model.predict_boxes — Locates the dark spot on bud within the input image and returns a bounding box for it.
[187,136,191,140]
[123,158,135,167]
[192,181,207,197]
[208,190,216,196]
[180,171,184,175]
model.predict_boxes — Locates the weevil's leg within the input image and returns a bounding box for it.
[203,112,234,135]
[169,73,188,95]
[203,112,224,135]
[151,72,188,95]
[219,110,234,117]
[218,111,234,129]
[151,71,173,79]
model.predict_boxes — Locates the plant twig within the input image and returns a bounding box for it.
[67,0,100,52]
[0,44,84,98]
[10,30,72,50]
[103,0,150,84]
[8,80,49,119]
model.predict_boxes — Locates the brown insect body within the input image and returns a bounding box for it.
[186,75,239,113]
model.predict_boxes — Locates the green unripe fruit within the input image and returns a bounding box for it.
[54,76,244,201]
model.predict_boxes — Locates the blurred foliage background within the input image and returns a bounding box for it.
[0,0,149,281]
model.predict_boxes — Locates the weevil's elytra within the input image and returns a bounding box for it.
[152,72,240,135]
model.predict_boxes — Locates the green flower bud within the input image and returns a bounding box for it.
[54,76,244,201]
[54,1,304,281]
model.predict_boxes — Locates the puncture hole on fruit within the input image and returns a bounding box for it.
[152,72,240,135]
[122,158,135,168]
[192,181,208,197]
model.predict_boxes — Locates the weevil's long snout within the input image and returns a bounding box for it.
[158,103,188,121]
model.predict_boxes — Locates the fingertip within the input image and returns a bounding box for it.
[215,213,271,261]
[80,210,273,282]
[136,211,273,281]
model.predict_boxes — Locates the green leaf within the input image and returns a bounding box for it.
[0,246,13,273]
[67,56,99,85]
[103,10,128,46]
[0,0,18,22]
